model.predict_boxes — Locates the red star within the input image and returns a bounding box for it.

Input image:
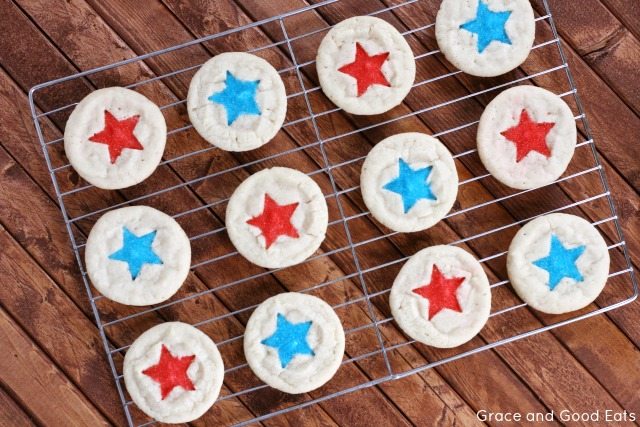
[89,110,144,164]
[142,344,196,400]
[500,109,555,162]
[338,42,391,96]
[247,194,299,249]
[412,265,465,320]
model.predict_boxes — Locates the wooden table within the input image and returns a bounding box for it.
[1,0,639,425]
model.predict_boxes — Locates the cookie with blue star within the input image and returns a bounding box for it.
[244,292,345,394]
[85,206,191,306]
[361,133,459,232]
[435,0,535,77]
[507,213,610,314]
[123,322,224,423]
[187,52,287,152]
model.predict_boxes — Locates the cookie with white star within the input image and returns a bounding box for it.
[123,322,224,423]
[507,213,610,314]
[316,16,416,115]
[390,245,491,348]
[225,167,328,269]
[187,52,287,152]
[64,87,167,189]
[244,292,345,394]
[360,133,458,232]
[85,205,191,306]
[435,0,535,77]
[477,86,577,190]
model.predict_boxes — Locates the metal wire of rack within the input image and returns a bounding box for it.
[28,0,638,425]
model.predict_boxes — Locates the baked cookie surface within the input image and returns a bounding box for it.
[477,86,577,189]
[85,205,191,306]
[316,16,415,115]
[436,0,535,77]
[244,292,345,394]
[226,167,328,269]
[361,133,458,232]
[187,52,287,151]
[390,245,491,348]
[64,87,166,189]
[123,322,224,423]
[507,213,610,314]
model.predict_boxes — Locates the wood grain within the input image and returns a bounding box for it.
[0,298,109,426]
[0,0,638,425]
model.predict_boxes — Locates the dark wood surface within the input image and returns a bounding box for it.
[0,0,639,426]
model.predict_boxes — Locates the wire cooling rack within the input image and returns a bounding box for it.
[28,0,638,425]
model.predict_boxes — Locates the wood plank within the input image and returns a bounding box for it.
[0,147,125,425]
[532,0,640,116]
[0,386,36,427]
[0,304,110,426]
[599,0,640,40]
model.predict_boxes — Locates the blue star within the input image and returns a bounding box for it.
[460,0,513,53]
[109,227,163,280]
[383,158,437,214]
[533,234,586,290]
[261,313,315,368]
[208,71,261,125]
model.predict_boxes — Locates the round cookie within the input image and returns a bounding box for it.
[361,133,458,232]
[244,292,345,394]
[187,52,287,151]
[316,16,416,115]
[390,245,491,348]
[507,213,610,314]
[123,322,224,423]
[85,206,191,306]
[226,167,328,269]
[435,0,535,77]
[477,86,577,190]
[64,87,167,189]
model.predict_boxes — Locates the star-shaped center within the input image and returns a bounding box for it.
[460,0,513,53]
[338,42,391,97]
[108,227,163,280]
[261,313,315,368]
[209,71,261,125]
[142,344,196,400]
[246,194,299,249]
[532,234,586,290]
[383,158,437,213]
[501,109,555,162]
[89,110,143,164]
[413,265,466,320]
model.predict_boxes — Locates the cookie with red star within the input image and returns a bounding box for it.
[226,167,328,269]
[507,213,610,314]
[316,16,415,115]
[361,132,459,232]
[390,245,491,348]
[123,322,224,423]
[85,206,191,306]
[64,87,166,189]
[244,292,345,394]
[187,52,287,152]
[436,0,535,77]
[477,86,577,190]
